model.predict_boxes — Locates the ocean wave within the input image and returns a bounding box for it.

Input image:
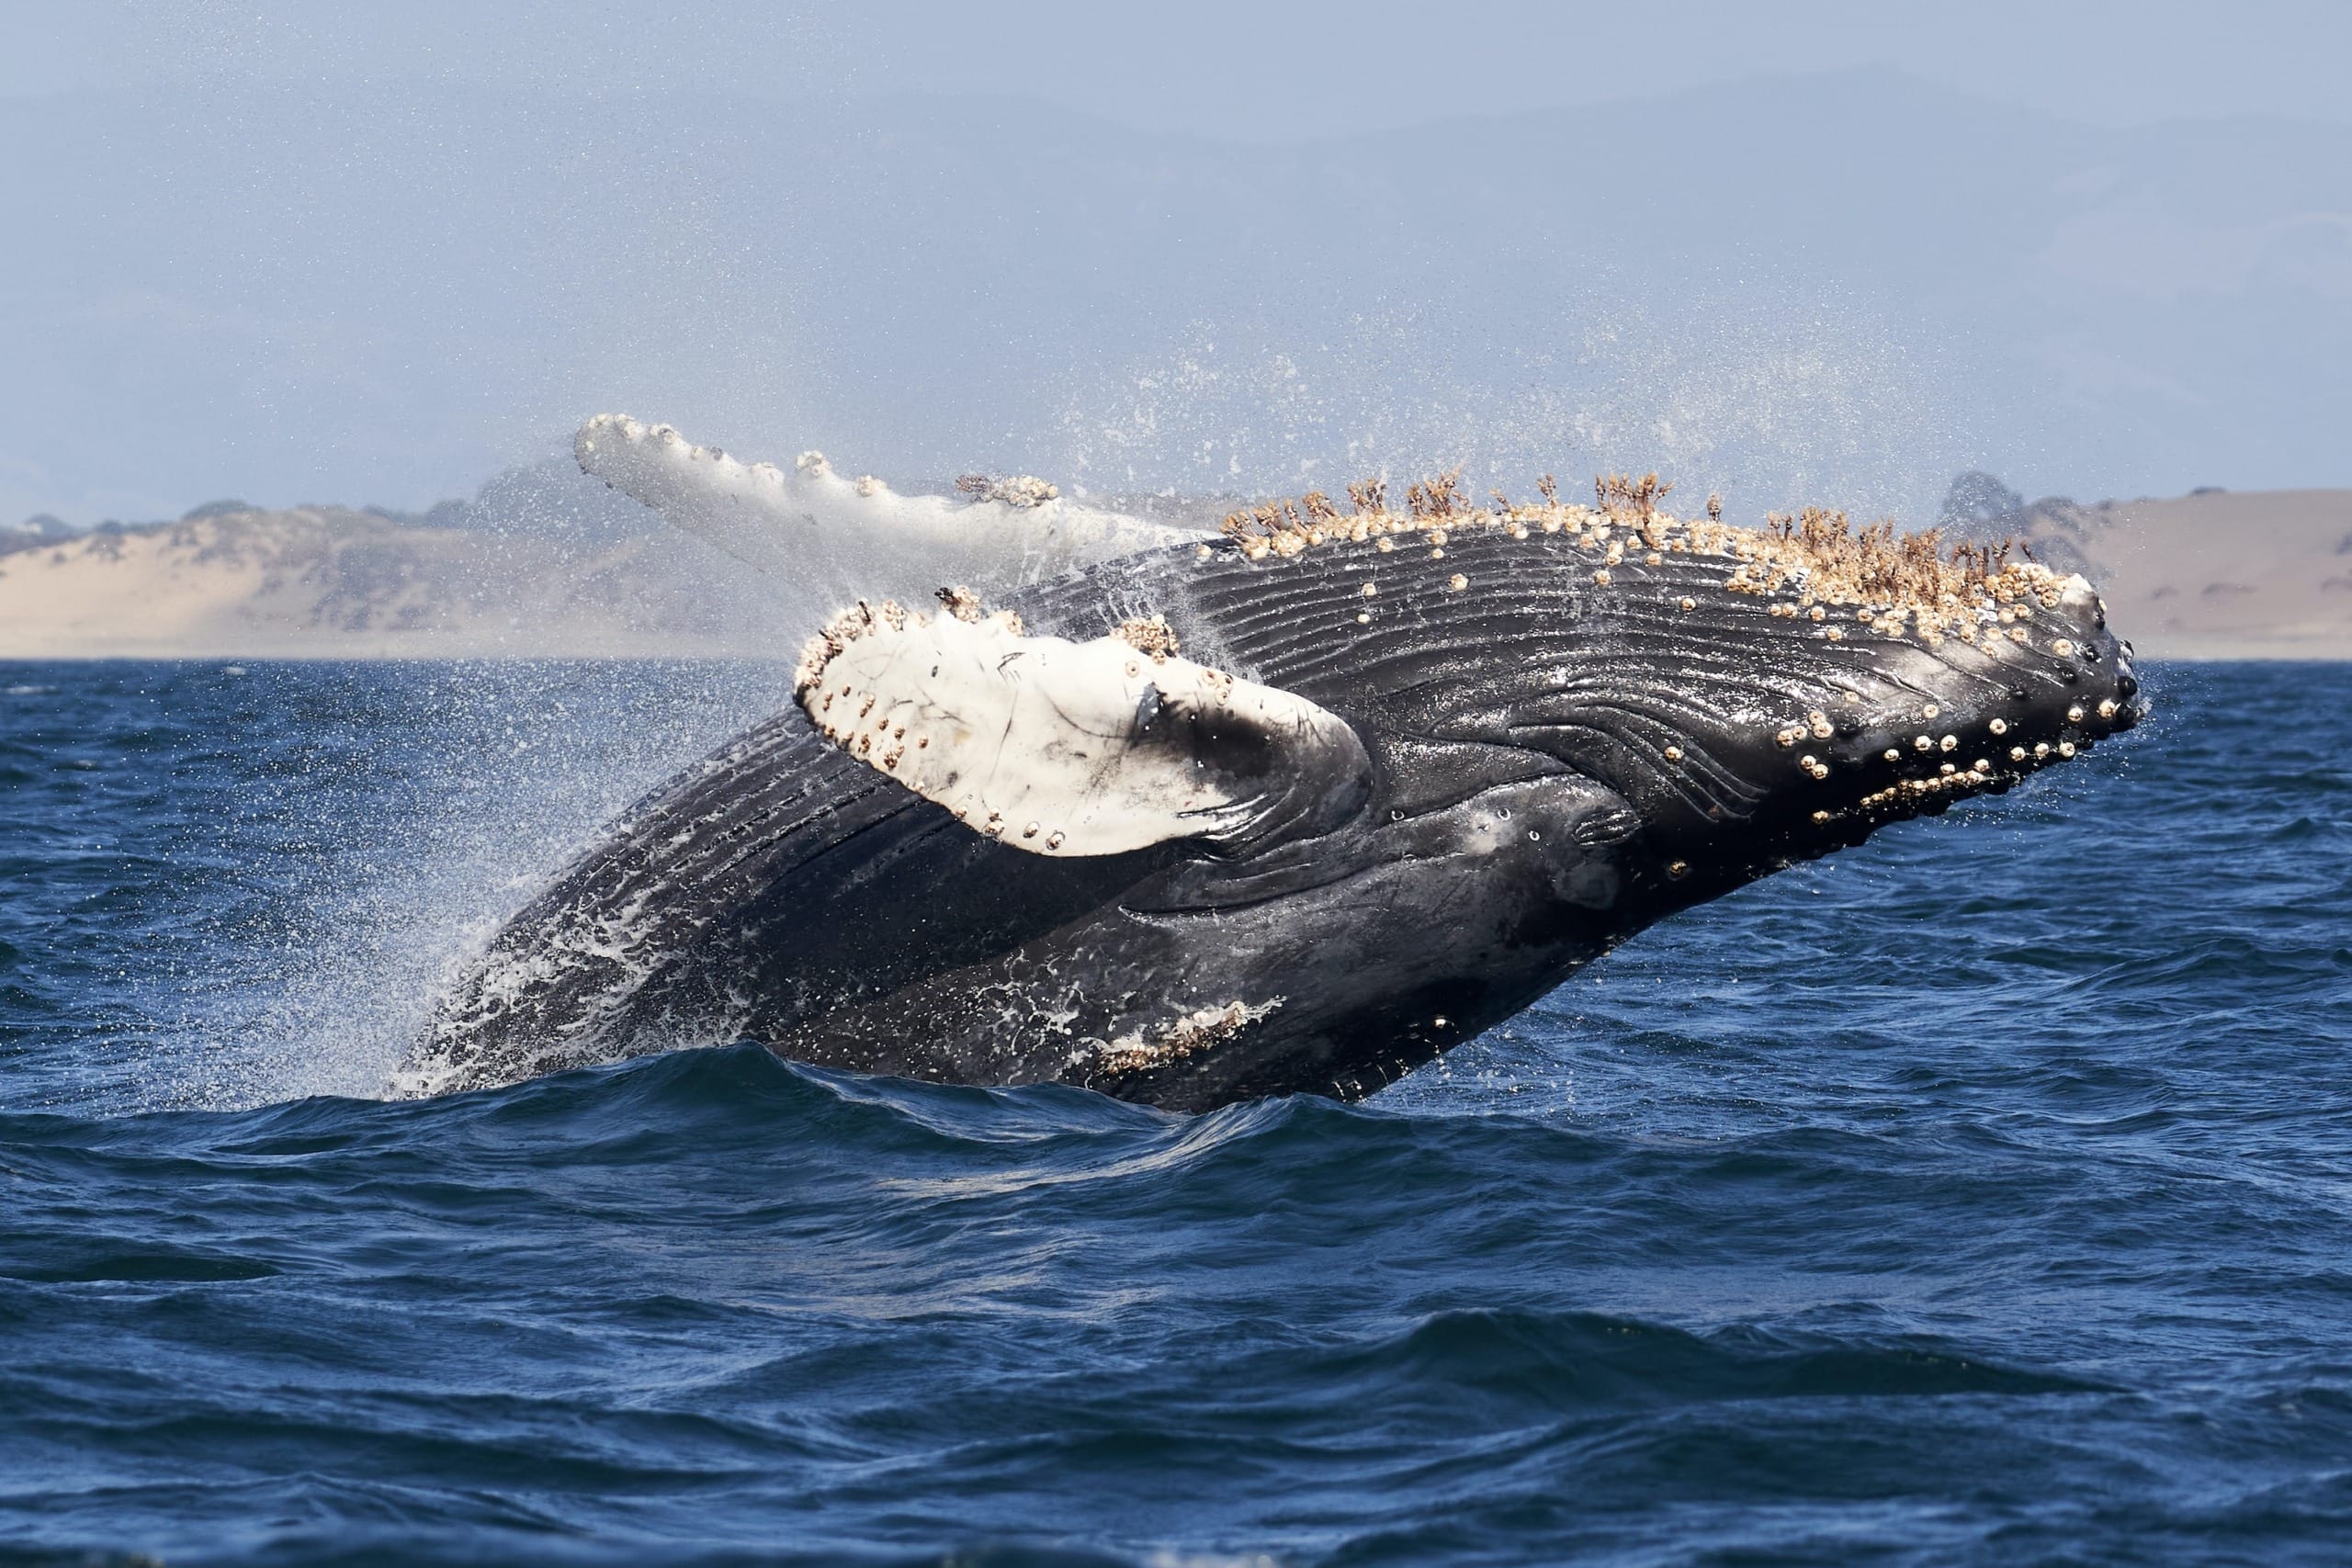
[7,660,2352,1563]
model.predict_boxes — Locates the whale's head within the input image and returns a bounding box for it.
[1180,493,2144,923]
[1548,545,2144,915]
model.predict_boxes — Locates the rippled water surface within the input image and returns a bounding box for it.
[4,660,2349,1566]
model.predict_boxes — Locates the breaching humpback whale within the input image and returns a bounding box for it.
[401,416,2143,1109]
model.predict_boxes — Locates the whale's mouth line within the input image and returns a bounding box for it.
[1444,613,2148,883]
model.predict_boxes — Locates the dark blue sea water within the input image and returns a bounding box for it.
[5,659,2349,1566]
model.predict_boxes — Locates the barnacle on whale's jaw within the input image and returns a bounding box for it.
[1636,585,2154,907]
[1598,563,2145,906]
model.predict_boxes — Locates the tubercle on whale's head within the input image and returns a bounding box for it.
[1199,479,2144,907]
[1635,568,2143,908]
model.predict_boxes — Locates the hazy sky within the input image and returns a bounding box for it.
[9,1,2350,131]
[4,2,2348,525]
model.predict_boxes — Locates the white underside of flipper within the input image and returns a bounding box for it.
[574,414,1199,599]
[796,601,1367,858]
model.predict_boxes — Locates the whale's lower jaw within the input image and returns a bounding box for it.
[404,494,2142,1110]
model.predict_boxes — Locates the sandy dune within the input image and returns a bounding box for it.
[2019,490,2352,660]
[0,508,774,659]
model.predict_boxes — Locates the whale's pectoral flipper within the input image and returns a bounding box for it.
[572,412,1198,586]
[795,597,1372,857]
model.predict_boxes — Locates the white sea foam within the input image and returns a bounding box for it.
[160,660,792,1110]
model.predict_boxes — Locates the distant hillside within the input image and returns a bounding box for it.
[2,486,2344,660]
[2015,490,2352,660]
[0,506,775,659]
